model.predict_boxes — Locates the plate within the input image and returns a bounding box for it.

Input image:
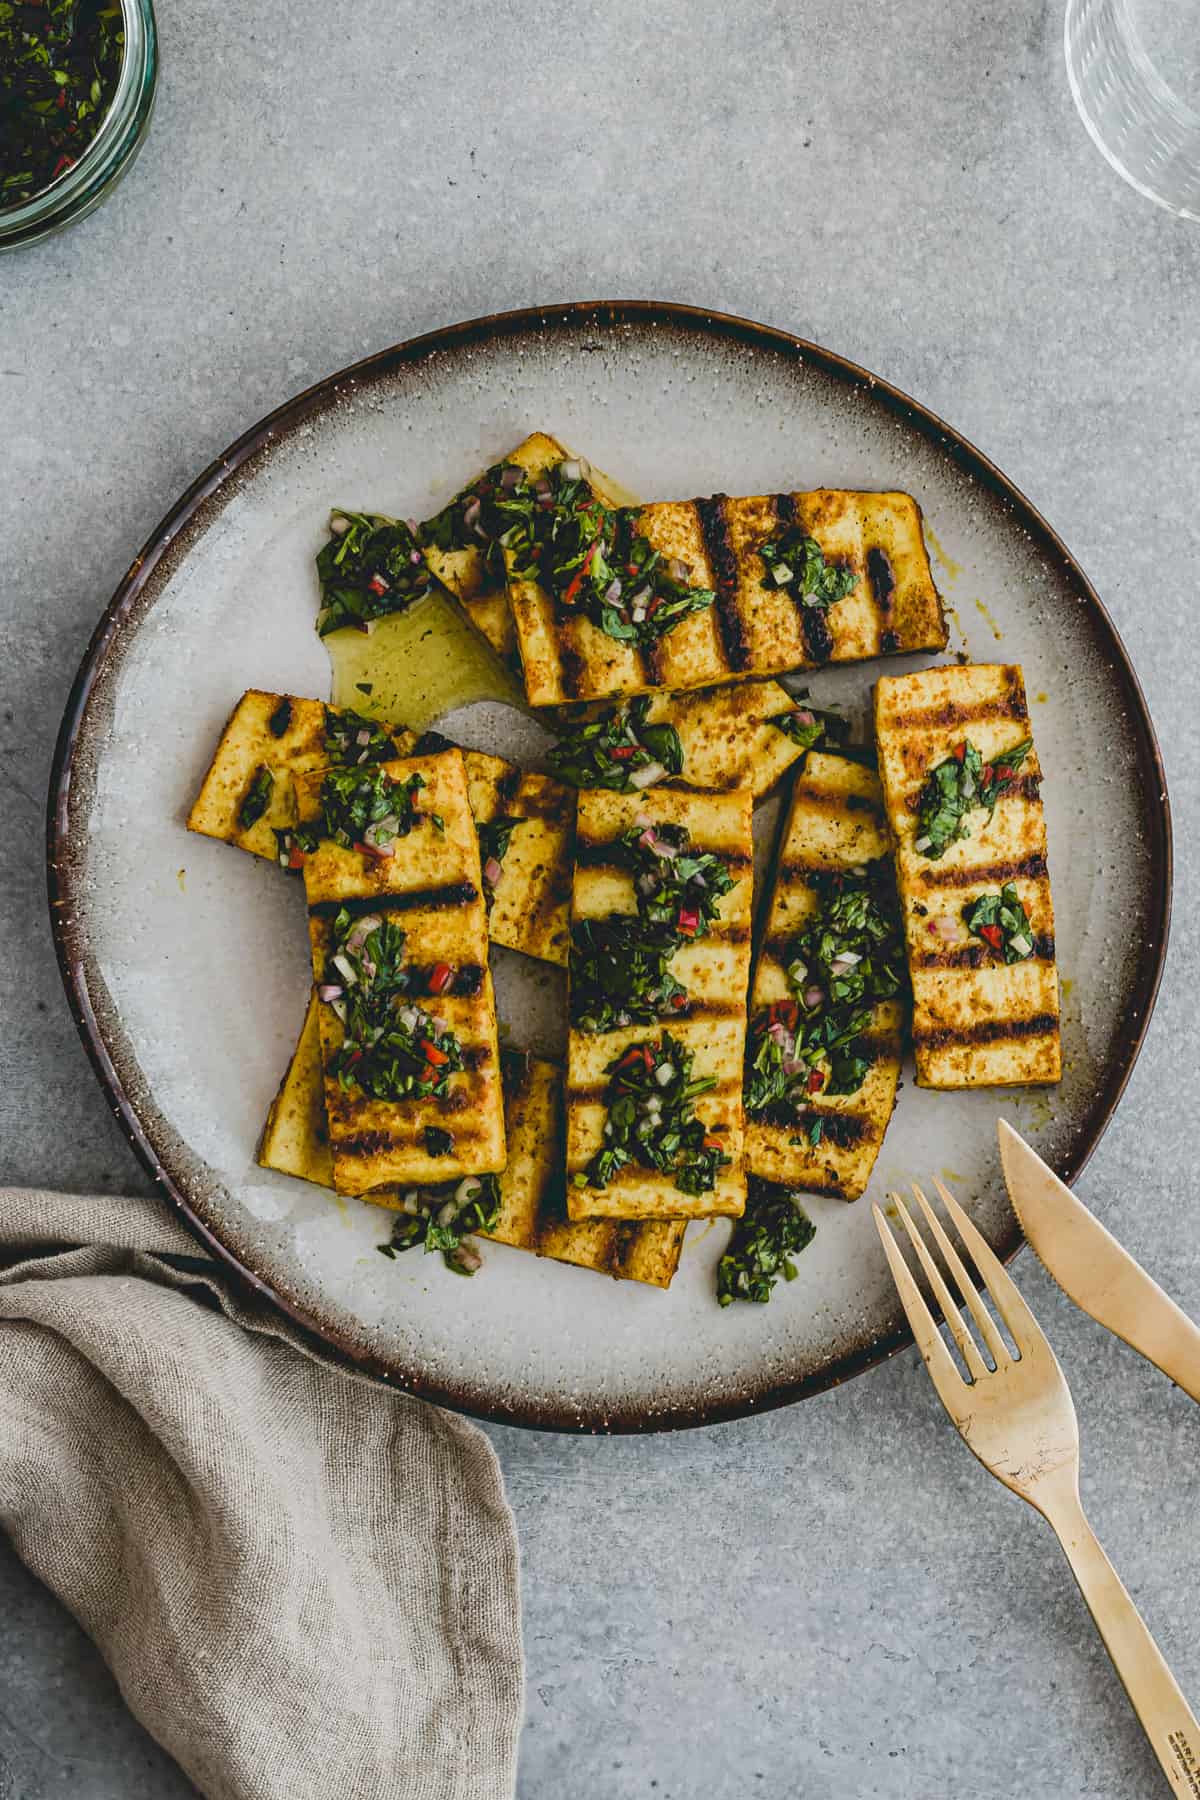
[48,302,1171,1432]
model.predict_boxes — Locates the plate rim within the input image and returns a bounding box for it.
[45,298,1174,1433]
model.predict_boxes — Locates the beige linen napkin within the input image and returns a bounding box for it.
[0,1185,524,1800]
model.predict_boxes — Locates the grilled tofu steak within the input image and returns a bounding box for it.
[297,748,506,1193]
[566,786,753,1222]
[187,691,413,861]
[502,443,946,706]
[744,754,904,1202]
[874,663,1061,1089]
[259,1004,683,1287]
[420,432,635,666]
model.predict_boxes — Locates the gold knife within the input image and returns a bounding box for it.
[998,1119,1200,1404]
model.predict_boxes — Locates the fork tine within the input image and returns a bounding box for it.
[932,1176,1046,1354]
[911,1183,1009,1368]
[890,1192,989,1381]
[873,1204,966,1402]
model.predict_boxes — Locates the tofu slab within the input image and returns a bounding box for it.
[566,787,753,1221]
[187,690,413,861]
[421,432,635,665]
[874,663,1061,1089]
[503,455,946,705]
[298,748,505,1193]
[260,1001,683,1286]
[745,753,903,1201]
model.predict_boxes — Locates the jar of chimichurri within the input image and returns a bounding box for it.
[0,0,156,251]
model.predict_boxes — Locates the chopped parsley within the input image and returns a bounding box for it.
[1,0,124,208]
[498,459,717,648]
[322,706,401,766]
[963,883,1035,962]
[320,908,464,1103]
[578,1034,729,1198]
[914,737,1033,860]
[299,766,428,857]
[316,510,434,636]
[378,1174,501,1276]
[548,695,685,792]
[717,1180,816,1306]
[420,459,525,583]
[746,865,903,1115]
[237,764,274,831]
[568,819,736,1032]
[759,528,857,610]
[570,916,687,1033]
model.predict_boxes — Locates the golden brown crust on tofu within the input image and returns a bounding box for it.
[488,773,575,967]
[297,749,506,1194]
[505,475,946,707]
[187,690,415,861]
[258,1021,682,1287]
[745,754,903,1202]
[489,1051,684,1286]
[422,433,635,669]
[566,786,753,1222]
[874,663,1061,1089]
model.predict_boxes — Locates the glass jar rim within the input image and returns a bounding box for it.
[0,0,157,246]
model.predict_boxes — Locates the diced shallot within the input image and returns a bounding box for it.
[629,762,666,789]
[654,1061,676,1087]
[332,953,358,986]
[667,557,691,582]
[1009,933,1033,957]
[330,515,351,535]
[559,459,582,482]
[318,983,343,1003]
[802,983,824,1009]
[455,1176,482,1205]
[484,855,503,888]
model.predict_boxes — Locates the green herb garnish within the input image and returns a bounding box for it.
[0,0,124,208]
[378,1174,501,1276]
[548,695,685,792]
[420,460,526,583]
[321,908,463,1103]
[963,883,1035,962]
[914,738,1033,860]
[498,460,718,648]
[568,819,736,1031]
[569,916,687,1033]
[717,1179,816,1306]
[580,1034,729,1198]
[759,528,857,610]
[745,865,903,1114]
[300,766,427,856]
[316,511,434,636]
[323,706,401,766]
[237,764,274,831]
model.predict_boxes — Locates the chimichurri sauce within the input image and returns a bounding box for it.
[0,0,124,207]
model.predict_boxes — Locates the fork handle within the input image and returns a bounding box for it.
[1044,1491,1200,1796]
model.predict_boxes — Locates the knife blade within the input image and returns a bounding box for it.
[998,1118,1200,1404]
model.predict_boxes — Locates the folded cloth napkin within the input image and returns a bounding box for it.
[0,1185,524,1800]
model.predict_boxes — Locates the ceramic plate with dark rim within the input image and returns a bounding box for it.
[48,302,1170,1432]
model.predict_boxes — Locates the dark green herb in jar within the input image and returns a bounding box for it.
[1,0,125,207]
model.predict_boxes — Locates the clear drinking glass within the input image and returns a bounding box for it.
[1065,0,1200,220]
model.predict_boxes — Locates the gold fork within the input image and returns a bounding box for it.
[874,1179,1200,1797]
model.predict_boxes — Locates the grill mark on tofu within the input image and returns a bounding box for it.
[695,494,750,672]
[558,640,586,700]
[888,684,1026,733]
[913,1010,1060,1052]
[786,783,885,820]
[913,932,1056,970]
[752,1106,877,1144]
[771,492,831,663]
[332,1115,493,1158]
[514,784,573,826]
[268,697,293,737]
[916,852,1047,890]
[308,882,479,919]
[867,547,896,641]
[569,1074,742,1107]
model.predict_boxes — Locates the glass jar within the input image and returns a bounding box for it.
[0,0,158,253]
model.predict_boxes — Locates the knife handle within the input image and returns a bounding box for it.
[1045,1487,1200,1796]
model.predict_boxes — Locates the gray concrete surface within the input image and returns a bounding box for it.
[3,0,1199,1795]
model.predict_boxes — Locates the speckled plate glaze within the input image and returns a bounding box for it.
[48,302,1171,1432]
